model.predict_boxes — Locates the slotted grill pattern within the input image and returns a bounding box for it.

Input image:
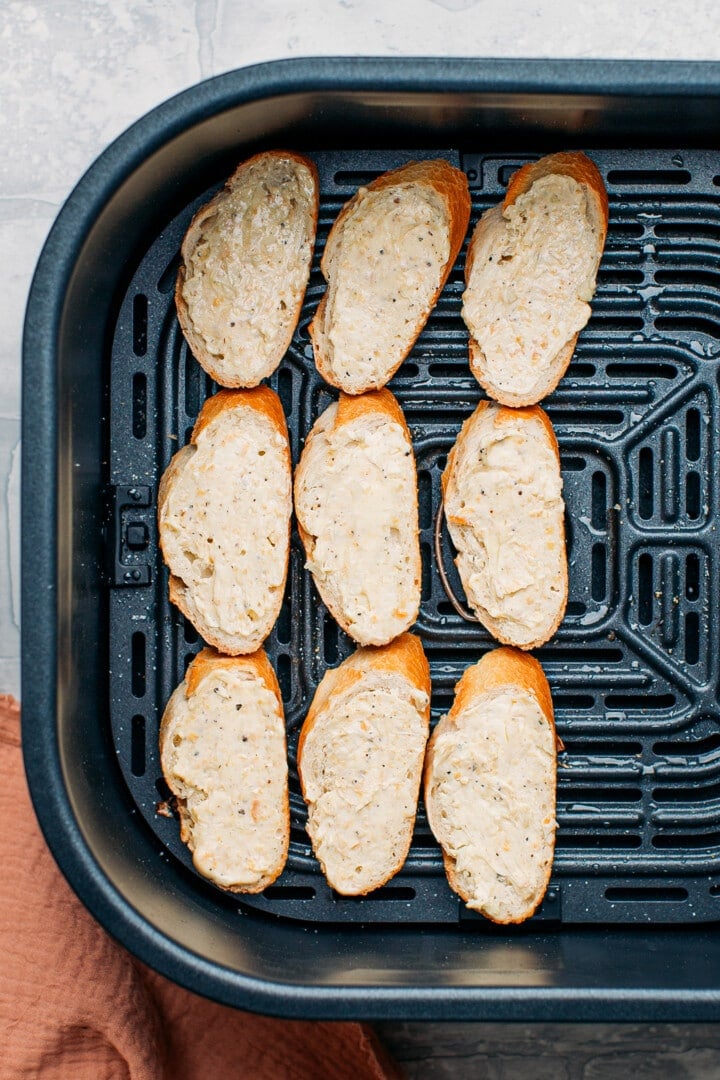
[109,149,720,924]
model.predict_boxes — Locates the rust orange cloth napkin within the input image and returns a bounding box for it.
[0,696,400,1080]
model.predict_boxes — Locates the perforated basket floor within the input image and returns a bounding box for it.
[108,148,720,925]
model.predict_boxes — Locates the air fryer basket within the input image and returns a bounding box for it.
[22,58,720,1020]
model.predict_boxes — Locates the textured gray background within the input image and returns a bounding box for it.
[5,3,720,1074]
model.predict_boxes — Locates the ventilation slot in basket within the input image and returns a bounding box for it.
[654,780,720,803]
[131,632,146,698]
[263,885,316,900]
[333,170,385,187]
[655,315,720,337]
[605,886,688,902]
[607,169,691,185]
[638,448,654,519]
[332,887,417,902]
[562,740,642,757]
[686,553,700,601]
[654,732,720,757]
[685,612,700,665]
[686,472,701,519]
[559,786,642,804]
[686,408,701,461]
[557,834,642,850]
[591,472,607,531]
[276,597,292,647]
[552,694,595,711]
[131,714,146,777]
[591,544,606,602]
[638,553,653,625]
[277,655,292,703]
[606,362,677,380]
[184,350,205,419]
[653,833,720,849]
[605,694,676,710]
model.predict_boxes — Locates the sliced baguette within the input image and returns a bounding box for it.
[294,389,421,646]
[158,387,292,654]
[160,647,289,893]
[424,647,557,923]
[462,151,608,406]
[310,159,471,393]
[442,400,567,649]
[298,633,431,896]
[176,150,319,388]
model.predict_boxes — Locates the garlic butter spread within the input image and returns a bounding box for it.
[160,412,291,637]
[429,689,555,920]
[463,174,601,396]
[181,156,315,382]
[446,405,564,645]
[298,405,420,644]
[302,680,429,894]
[323,183,450,386]
[164,669,287,889]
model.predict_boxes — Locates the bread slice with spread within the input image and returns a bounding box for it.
[160,647,289,893]
[176,150,319,388]
[298,634,431,896]
[158,387,292,654]
[310,159,470,393]
[442,399,567,649]
[295,389,421,646]
[424,647,557,923]
[462,151,608,405]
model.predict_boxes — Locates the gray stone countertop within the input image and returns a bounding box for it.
[4,1,720,697]
[5,5,720,1075]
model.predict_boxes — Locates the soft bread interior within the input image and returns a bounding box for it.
[295,402,420,645]
[316,183,451,392]
[161,665,288,891]
[426,686,555,921]
[179,154,316,386]
[463,174,603,401]
[159,405,290,652]
[300,672,429,895]
[444,404,565,647]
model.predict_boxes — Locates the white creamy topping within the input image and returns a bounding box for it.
[429,689,555,919]
[302,679,429,894]
[181,156,315,382]
[463,174,601,396]
[160,411,290,638]
[322,183,450,388]
[298,405,420,644]
[445,405,564,644]
[163,669,287,888]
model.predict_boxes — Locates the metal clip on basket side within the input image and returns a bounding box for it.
[433,493,480,623]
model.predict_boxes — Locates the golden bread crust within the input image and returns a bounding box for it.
[158,387,291,654]
[464,152,608,406]
[159,646,289,894]
[176,150,319,388]
[297,633,431,896]
[441,401,567,650]
[294,389,421,646]
[310,159,471,392]
[424,646,556,923]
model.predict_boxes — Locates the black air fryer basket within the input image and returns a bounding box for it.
[22,58,720,1020]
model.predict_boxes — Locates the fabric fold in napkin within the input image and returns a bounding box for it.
[0,696,400,1080]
